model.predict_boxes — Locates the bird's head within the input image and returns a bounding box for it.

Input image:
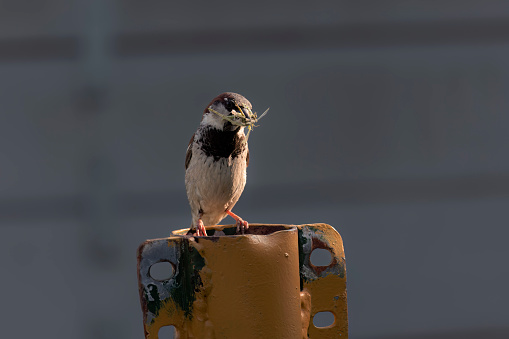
[201,92,255,132]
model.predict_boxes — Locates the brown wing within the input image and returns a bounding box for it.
[246,149,249,167]
[185,133,195,169]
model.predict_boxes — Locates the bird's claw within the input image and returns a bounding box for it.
[236,218,249,234]
[191,219,207,236]
[226,210,249,235]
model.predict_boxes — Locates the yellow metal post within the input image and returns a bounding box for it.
[137,223,348,338]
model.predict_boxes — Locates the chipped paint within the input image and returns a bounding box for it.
[137,223,348,338]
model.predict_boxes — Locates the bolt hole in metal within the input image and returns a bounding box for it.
[310,248,333,266]
[313,311,335,328]
[158,325,176,338]
[149,261,175,281]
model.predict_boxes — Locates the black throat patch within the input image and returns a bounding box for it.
[197,127,246,161]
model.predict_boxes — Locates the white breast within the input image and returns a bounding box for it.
[185,144,248,226]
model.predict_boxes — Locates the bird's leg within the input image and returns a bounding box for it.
[195,218,207,236]
[226,210,249,234]
[189,211,207,236]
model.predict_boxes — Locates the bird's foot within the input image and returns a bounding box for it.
[226,210,249,234]
[190,219,207,236]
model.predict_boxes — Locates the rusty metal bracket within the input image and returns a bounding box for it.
[137,223,348,338]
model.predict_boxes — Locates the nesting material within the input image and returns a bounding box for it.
[208,104,270,140]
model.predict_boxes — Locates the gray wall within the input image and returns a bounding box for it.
[1,1,509,338]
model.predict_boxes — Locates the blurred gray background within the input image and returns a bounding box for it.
[1,1,509,338]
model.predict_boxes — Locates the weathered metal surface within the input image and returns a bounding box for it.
[137,223,348,338]
[297,224,348,338]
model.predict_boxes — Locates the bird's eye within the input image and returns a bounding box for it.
[225,100,234,111]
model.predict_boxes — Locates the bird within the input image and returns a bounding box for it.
[185,92,255,236]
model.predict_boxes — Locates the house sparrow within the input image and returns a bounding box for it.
[185,92,255,236]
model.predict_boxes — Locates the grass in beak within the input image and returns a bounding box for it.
[208,106,270,140]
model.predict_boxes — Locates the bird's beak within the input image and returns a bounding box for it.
[241,107,253,120]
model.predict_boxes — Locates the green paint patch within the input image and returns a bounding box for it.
[171,240,206,318]
[297,228,308,290]
[145,284,162,317]
[143,240,207,323]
